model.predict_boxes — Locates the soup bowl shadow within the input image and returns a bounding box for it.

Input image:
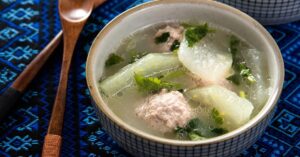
[86,0,284,156]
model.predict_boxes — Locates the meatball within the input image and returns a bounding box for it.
[135,90,192,133]
[154,25,184,52]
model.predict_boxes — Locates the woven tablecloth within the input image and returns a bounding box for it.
[0,0,299,156]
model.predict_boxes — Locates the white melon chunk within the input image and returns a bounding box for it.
[186,85,254,129]
[178,34,232,84]
[99,53,181,97]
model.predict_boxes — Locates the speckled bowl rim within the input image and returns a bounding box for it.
[86,0,284,146]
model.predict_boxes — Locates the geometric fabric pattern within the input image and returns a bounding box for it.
[0,0,299,156]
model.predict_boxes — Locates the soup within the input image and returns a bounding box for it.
[98,22,270,141]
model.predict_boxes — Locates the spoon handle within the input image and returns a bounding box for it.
[41,134,62,157]
[42,25,84,157]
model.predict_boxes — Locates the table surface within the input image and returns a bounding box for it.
[0,0,299,156]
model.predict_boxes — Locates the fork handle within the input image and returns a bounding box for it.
[42,134,62,157]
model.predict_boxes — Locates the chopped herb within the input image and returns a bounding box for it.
[211,108,227,136]
[229,35,240,62]
[228,36,256,84]
[175,127,188,138]
[134,73,181,93]
[238,62,256,83]
[181,23,193,28]
[186,118,202,131]
[155,32,170,44]
[211,108,224,125]
[170,40,181,51]
[185,23,215,47]
[226,74,240,85]
[188,132,204,141]
[239,90,247,98]
[174,126,186,133]
[174,118,204,141]
[177,89,184,93]
[105,53,124,67]
[228,62,256,84]
[211,128,228,135]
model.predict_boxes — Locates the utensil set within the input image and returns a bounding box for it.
[0,0,106,156]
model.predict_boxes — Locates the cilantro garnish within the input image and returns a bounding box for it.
[185,23,215,47]
[105,53,124,67]
[211,128,228,135]
[211,108,224,125]
[226,73,240,85]
[155,32,170,44]
[170,40,180,51]
[227,36,256,84]
[210,108,228,136]
[239,62,256,83]
[134,73,180,93]
[175,118,204,141]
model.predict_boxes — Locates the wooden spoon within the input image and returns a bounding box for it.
[42,0,94,156]
[0,0,106,122]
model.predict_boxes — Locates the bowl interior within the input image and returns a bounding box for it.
[87,0,283,145]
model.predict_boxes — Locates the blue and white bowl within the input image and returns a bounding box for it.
[86,0,284,156]
[218,0,300,25]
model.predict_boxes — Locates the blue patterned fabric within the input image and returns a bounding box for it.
[0,0,299,156]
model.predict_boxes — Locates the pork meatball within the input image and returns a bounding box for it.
[135,90,192,133]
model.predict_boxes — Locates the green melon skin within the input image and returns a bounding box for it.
[99,53,181,97]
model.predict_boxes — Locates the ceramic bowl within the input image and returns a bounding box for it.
[86,0,284,156]
[218,0,300,25]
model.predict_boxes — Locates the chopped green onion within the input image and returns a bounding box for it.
[239,90,247,98]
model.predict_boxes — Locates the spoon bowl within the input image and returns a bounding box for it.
[59,0,93,21]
